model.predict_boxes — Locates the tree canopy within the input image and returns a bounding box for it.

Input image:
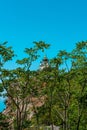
[0,41,87,130]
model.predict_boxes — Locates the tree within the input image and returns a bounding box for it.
[3,41,50,130]
[70,41,87,130]
[0,41,14,91]
[35,41,87,130]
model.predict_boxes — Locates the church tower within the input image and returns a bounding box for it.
[39,55,49,70]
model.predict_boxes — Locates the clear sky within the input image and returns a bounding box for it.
[0,0,87,111]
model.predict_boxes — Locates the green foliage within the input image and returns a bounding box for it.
[0,40,87,130]
[0,113,9,129]
[0,41,14,64]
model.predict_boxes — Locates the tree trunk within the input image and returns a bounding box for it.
[76,112,82,130]
[16,109,22,130]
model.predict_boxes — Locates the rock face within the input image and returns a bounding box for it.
[3,94,45,129]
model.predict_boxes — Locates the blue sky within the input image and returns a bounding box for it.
[0,0,87,111]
